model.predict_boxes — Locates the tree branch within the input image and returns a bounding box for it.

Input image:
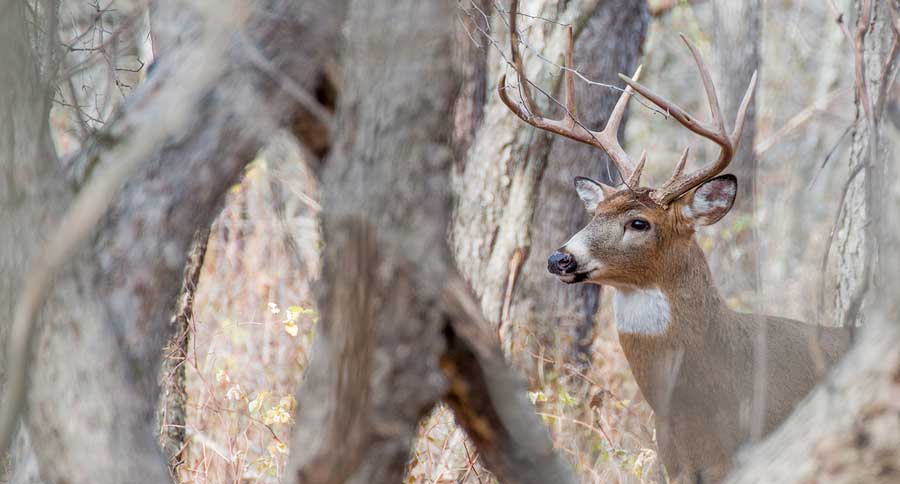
[441,275,578,484]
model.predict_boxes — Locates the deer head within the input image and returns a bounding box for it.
[498,3,756,290]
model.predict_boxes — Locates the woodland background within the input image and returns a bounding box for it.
[1,0,899,483]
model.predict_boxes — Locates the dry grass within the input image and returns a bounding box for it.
[176,139,321,484]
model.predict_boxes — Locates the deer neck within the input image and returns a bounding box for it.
[613,239,726,337]
[612,240,730,412]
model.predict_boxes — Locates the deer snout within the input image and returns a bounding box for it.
[548,251,577,275]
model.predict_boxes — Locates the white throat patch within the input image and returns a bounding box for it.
[613,288,672,335]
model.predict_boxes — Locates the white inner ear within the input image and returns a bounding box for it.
[682,179,736,225]
[575,179,605,212]
[613,288,672,335]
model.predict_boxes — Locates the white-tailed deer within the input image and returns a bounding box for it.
[499,3,850,482]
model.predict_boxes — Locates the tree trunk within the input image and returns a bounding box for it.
[831,0,895,328]
[157,229,209,478]
[1,1,63,482]
[1,0,345,482]
[709,0,761,307]
[451,0,648,372]
[285,3,461,482]
[286,2,579,483]
[725,297,900,484]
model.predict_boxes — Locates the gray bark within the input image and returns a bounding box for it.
[157,229,209,477]
[286,2,577,483]
[726,300,900,483]
[0,1,63,482]
[2,0,345,482]
[452,0,598,341]
[710,0,761,305]
[285,1,457,481]
[831,0,895,328]
[508,0,648,366]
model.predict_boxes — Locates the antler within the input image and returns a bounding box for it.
[498,0,644,187]
[619,34,758,206]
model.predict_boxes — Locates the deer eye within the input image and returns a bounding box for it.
[627,219,650,231]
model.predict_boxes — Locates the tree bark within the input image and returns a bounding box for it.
[285,2,458,482]
[831,0,895,328]
[286,2,578,483]
[157,229,209,478]
[2,0,345,482]
[710,0,762,306]
[726,305,900,483]
[451,0,648,372]
[1,1,63,482]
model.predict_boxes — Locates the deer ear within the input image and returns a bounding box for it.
[574,176,613,212]
[683,175,737,226]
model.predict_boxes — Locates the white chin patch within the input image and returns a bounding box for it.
[613,288,672,335]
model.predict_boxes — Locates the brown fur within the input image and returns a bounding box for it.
[561,183,850,482]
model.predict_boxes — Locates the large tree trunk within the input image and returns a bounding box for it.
[285,3,458,481]
[708,0,762,307]
[286,1,579,483]
[1,0,345,482]
[1,1,63,482]
[830,0,895,328]
[451,0,648,371]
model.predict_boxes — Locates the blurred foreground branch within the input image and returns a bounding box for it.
[1,0,345,481]
[286,1,577,483]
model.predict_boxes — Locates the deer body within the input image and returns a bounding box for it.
[612,240,849,481]
[498,3,850,479]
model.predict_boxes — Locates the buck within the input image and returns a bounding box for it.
[498,6,850,482]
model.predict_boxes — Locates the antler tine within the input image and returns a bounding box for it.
[626,150,647,187]
[679,34,727,138]
[497,0,641,185]
[606,65,643,138]
[730,70,758,147]
[665,147,690,184]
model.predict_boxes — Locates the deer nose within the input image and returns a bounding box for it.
[548,251,577,275]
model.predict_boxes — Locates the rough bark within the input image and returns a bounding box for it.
[508,0,648,366]
[2,0,345,482]
[441,277,577,484]
[286,2,458,482]
[710,0,761,306]
[0,1,63,482]
[831,0,895,328]
[157,229,209,477]
[286,2,578,483]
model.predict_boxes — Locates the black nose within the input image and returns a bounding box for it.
[548,251,577,275]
